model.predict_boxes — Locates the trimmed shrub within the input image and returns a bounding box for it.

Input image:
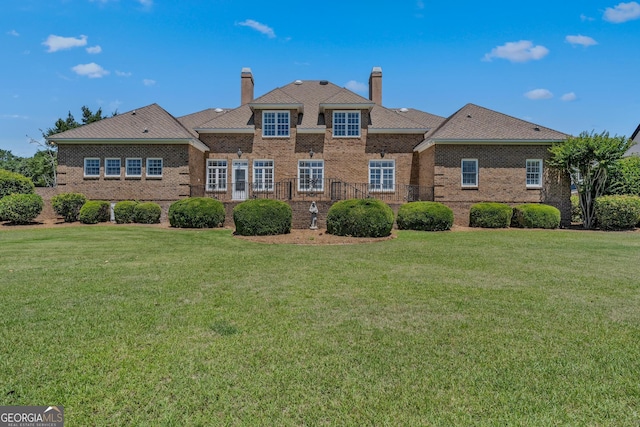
[326,199,394,237]
[169,197,225,228]
[469,202,512,228]
[52,192,87,222]
[233,199,292,236]
[594,195,640,231]
[78,200,110,224]
[570,194,582,224]
[396,201,454,231]
[133,202,161,224]
[114,201,138,224]
[0,169,35,199]
[0,193,43,224]
[511,203,561,229]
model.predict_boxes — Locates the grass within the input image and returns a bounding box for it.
[1,226,639,426]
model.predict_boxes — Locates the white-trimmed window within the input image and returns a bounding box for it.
[84,158,100,177]
[369,160,395,192]
[207,159,227,191]
[146,158,163,177]
[298,160,324,191]
[526,159,543,188]
[105,158,121,177]
[333,111,360,137]
[263,111,290,137]
[461,159,478,187]
[126,158,142,177]
[253,160,274,191]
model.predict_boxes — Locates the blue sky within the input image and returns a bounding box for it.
[2,0,639,157]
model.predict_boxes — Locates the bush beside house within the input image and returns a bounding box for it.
[0,169,35,199]
[52,192,87,223]
[133,202,161,224]
[169,197,225,228]
[511,204,561,229]
[469,203,513,228]
[0,193,43,224]
[326,199,394,237]
[114,201,138,224]
[233,199,292,236]
[79,200,110,224]
[396,201,454,231]
[594,195,640,231]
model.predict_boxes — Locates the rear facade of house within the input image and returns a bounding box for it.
[50,67,571,226]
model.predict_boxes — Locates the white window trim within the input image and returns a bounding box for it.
[461,159,478,188]
[253,159,274,192]
[206,159,228,192]
[146,158,163,178]
[262,111,290,137]
[333,111,361,138]
[526,159,543,188]
[298,160,324,192]
[105,158,121,177]
[369,159,395,192]
[125,158,142,178]
[84,157,100,177]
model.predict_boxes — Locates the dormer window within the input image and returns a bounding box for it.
[333,111,360,137]
[263,111,290,137]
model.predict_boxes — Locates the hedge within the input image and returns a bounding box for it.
[511,203,561,229]
[469,202,513,228]
[326,199,394,237]
[133,202,161,224]
[0,169,35,199]
[169,197,225,228]
[114,201,138,224]
[0,193,43,224]
[79,200,110,224]
[396,201,453,231]
[594,195,640,231]
[52,192,87,223]
[233,199,292,236]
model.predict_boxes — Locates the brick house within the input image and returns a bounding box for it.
[49,67,571,226]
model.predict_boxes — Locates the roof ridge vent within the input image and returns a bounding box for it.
[214,108,224,113]
[294,80,303,85]
[319,80,328,85]
[132,110,136,115]
[399,108,409,113]
[534,126,540,131]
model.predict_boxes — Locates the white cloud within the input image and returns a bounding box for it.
[345,80,367,93]
[237,19,276,38]
[115,70,132,77]
[580,14,595,21]
[86,45,102,54]
[43,34,88,52]
[71,62,109,78]
[566,35,598,47]
[1,114,28,120]
[561,92,577,101]
[524,89,553,100]
[604,1,640,22]
[143,79,156,86]
[7,30,19,37]
[483,40,549,63]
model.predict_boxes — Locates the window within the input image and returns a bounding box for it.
[126,158,142,177]
[146,158,163,177]
[253,160,274,191]
[207,159,227,191]
[263,111,290,137]
[369,160,395,191]
[84,158,100,177]
[461,159,478,187]
[526,159,543,187]
[333,111,360,137]
[105,158,121,177]
[298,160,324,191]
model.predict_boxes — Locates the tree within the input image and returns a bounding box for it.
[605,155,640,196]
[548,131,635,229]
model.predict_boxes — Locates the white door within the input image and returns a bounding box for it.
[232,160,249,200]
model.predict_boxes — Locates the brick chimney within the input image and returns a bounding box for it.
[369,66,382,105]
[241,67,254,105]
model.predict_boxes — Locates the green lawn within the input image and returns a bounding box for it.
[1,226,639,426]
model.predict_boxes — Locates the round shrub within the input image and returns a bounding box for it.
[114,200,138,224]
[169,197,225,228]
[0,193,43,224]
[79,200,110,224]
[0,169,35,199]
[396,201,453,231]
[52,192,87,223]
[133,202,161,224]
[594,195,640,231]
[570,194,582,224]
[469,202,513,228]
[233,199,292,236]
[511,203,561,229]
[326,199,394,237]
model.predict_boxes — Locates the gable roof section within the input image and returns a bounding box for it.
[178,108,230,135]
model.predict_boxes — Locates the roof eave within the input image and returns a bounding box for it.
[249,103,304,113]
[195,128,255,134]
[368,128,428,134]
[319,103,375,113]
[51,138,210,152]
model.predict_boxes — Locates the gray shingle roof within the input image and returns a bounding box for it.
[178,108,230,135]
[48,104,196,140]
